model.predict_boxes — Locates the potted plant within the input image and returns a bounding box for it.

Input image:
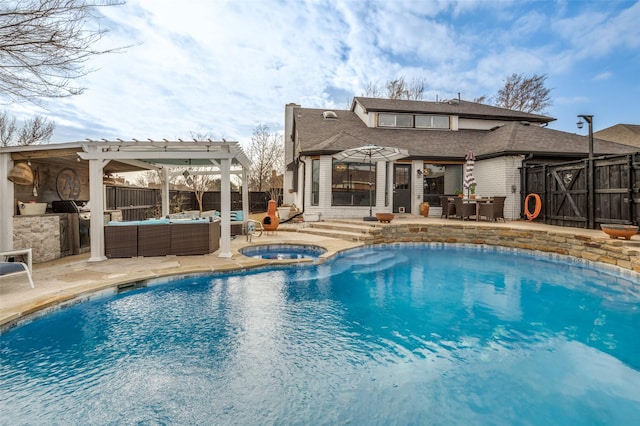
[455,188,463,198]
[277,204,291,219]
[469,183,476,199]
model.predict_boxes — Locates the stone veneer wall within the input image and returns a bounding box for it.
[13,216,61,263]
[370,223,640,274]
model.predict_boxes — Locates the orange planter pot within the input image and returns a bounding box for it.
[600,224,638,240]
[376,213,395,223]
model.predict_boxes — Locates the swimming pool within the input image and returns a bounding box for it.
[1,244,639,424]
[240,243,326,260]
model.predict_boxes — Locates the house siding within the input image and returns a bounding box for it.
[473,156,523,220]
[299,155,400,220]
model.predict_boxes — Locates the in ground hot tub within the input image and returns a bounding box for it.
[240,244,326,261]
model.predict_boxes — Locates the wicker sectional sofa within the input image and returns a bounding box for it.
[104,219,220,258]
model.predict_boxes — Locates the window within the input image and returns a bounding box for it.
[332,160,375,206]
[311,159,320,206]
[378,113,450,129]
[378,113,413,128]
[415,115,450,129]
[396,114,413,127]
[421,163,463,206]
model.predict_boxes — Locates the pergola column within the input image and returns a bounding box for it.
[161,167,170,217]
[218,158,232,258]
[242,166,249,229]
[0,153,14,251]
[88,157,110,262]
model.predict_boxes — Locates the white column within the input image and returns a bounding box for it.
[0,153,14,251]
[88,158,110,262]
[218,158,232,258]
[375,160,386,212]
[161,167,170,217]
[413,160,423,215]
[241,166,249,229]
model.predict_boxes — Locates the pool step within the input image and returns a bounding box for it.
[297,220,381,243]
[351,254,410,274]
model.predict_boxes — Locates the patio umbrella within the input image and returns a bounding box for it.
[334,144,409,221]
[463,149,476,198]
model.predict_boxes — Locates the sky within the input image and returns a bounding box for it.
[4,0,640,149]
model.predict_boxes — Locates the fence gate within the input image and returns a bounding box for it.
[522,153,640,228]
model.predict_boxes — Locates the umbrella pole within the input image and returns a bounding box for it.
[369,159,373,217]
[364,154,377,221]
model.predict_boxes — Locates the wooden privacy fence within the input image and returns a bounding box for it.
[521,153,640,228]
[105,186,274,221]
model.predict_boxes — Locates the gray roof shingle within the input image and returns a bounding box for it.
[594,124,640,148]
[294,107,635,160]
[353,97,555,123]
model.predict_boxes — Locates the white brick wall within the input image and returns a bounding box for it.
[473,156,523,220]
[301,155,396,220]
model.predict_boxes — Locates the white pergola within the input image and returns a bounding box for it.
[0,140,251,261]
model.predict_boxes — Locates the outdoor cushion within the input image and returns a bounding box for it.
[214,211,243,221]
[0,262,28,275]
[108,221,141,226]
[139,218,170,225]
[171,218,207,224]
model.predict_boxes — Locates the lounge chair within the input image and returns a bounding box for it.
[0,248,35,288]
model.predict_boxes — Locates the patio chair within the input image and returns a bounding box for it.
[439,196,456,219]
[453,197,475,220]
[1,248,35,288]
[0,261,35,288]
[478,196,506,222]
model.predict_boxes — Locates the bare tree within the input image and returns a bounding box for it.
[0,0,125,103]
[132,170,164,187]
[183,130,224,213]
[0,111,55,146]
[494,73,552,113]
[363,77,425,100]
[473,95,488,104]
[183,168,220,213]
[248,124,284,193]
[363,81,385,98]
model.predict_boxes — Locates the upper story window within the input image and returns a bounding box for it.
[378,113,413,128]
[415,115,450,129]
[377,113,449,129]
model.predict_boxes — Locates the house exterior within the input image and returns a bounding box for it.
[594,124,640,149]
[283,97,635,220]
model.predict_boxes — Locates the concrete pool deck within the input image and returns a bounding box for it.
[2,216,639,329]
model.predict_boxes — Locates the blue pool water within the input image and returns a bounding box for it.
[240,243,326,260]
[1,244,639,425]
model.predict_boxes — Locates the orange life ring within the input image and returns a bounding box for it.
[525,193,542,221]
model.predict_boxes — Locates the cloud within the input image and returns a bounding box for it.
[2,0,638,145]
[593,71,613,81]
[552,1,640,59]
